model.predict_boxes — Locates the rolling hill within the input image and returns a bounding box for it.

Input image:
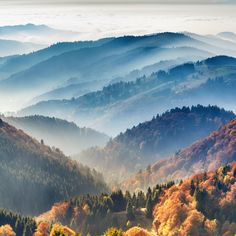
[123,115,236,191]
[0,32,216,110]
[218,32,236,42]
[29,57,192,104]
[0,38,44,57]
[19,56,236,136]
[0,23,80,45]
[0,37,112,80]
[0,115,109,155]
[1,33,210,90]
[74,105,235,183]
[0,119,108,215]
[1,32,236,112]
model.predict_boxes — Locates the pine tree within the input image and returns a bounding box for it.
[146,187,152,199]
[126,200,135,221]
[146,195,152,219]
[190,179,195,196]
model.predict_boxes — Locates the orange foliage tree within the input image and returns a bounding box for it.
[0,225,16,236]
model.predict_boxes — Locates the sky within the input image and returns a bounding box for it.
[0,0,235,44]
[0,0,235,4]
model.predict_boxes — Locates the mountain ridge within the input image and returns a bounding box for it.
[0,118,108,215]
[75,105,235,183]
[1,115,109,155]
[123,116,236,191]
[18,55,236,135]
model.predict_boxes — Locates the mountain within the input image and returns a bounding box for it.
[29,80,106,105]
[0,37,112,80]
[123,116,236,191]
[110,57,199,84]
[85,55,236,135]
[217,32,236,42]
[0,23,80,45]
[19,56,236,136]
[0,32,215,110]
[0,115,109,155]
[0,119,108,215]
[1,33,210,90]
[74,105,234,183]
[30,57,192,104]
[0,39,44,57]
[2,32,236,111]
[184,32,236,56]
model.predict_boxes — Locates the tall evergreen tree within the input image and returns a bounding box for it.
[146,195,153,219]
[126,200,135,221]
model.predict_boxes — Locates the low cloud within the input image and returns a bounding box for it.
[0,0,235,4]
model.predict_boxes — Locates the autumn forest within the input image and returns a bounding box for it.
[0,1,236,236]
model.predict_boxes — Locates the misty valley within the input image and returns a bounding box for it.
[0,5,236,236]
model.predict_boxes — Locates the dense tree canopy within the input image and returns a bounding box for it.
[0,120,108,215]
[35,182,173,236]
[77,105,234,184]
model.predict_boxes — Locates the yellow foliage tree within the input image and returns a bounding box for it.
[125,227,153,236]
[104,227,124,236]
[0,225,16,236]
[50,224,81,236]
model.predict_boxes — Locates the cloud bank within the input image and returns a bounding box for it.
[0,0,235,4]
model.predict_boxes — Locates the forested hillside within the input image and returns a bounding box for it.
[76,105,234,183]
[0,119,107,215]
[152,163,236,236]
[1,163,236,236]
[1,115,109,155]
[30,163,236,236]
[123,115,236,191]
[34,182,174,235]
[19,56,236,135]
[120,163,236,236]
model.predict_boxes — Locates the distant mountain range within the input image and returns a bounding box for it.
[75,105,235,183]
[2,31,236,111]
[19,55,236,135]
[0,31,235,113]
[217,32,236,42]
[0,119,107,215]
[0,23,82,57]
[0,23,80,45]
[0,38,44,57]
[0,37,112,80]
[1,115,109,155]
[0,33,211,95]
